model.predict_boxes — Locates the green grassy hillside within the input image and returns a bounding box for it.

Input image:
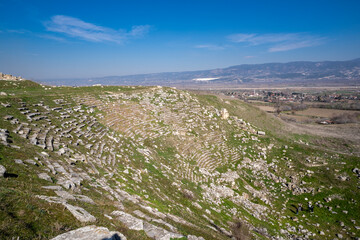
[0,80,359,239]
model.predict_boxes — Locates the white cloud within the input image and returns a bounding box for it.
[228,33,324,52]
[44,15,150,44]
[194,44,225,50]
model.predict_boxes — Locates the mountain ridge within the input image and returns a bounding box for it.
[38,58,360,87]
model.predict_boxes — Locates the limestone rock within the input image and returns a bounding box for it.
[51,225,126,240]
[36,195,65,204]
[111,210,143,230]
[166,213,196,227]
[24,159,38,166]
[114,210,184,240]
[55,190,76,200]
[257,130,265,135]
[220,108,229,119]
[143,221,183,240]
[139,204,166,219]
[56,176,82,190]
[38,173,52,182]
[63,203,96,222]
[0,164,6,177]
[14,159,24,165]
[74,194,95,204]
[133,210,177,232]
[337,175,350,181]
[42,185,63,191]
[188,235,205,240]
[3,115,13,120]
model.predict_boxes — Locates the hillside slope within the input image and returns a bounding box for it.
[0,79,359,239]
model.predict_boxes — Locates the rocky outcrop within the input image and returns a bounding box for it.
[63,203,96,222]
[51,225,126,240]
[111,210,184,240]
[111,211,143,230]
[38,172,52,182]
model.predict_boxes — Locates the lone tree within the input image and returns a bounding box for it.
[275,97,282,115]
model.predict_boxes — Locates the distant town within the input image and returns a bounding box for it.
[223,88,360,106]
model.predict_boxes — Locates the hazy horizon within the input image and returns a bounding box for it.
[32,57,360,82]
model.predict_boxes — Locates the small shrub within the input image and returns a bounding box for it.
[290,103,308,111]
[182,189,195,200]
[279,105,292,112]
[330,112,360,124]
[232,220,251,240]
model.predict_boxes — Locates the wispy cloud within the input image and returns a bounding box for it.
[127,25,151,38]
[44,15,150,44]
[7,29,31,34]
[268,39,322,52]
[228,33,324,52]
[194,44,225,50]
[38,34,67,42]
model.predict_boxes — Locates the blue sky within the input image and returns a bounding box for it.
[0,0,360,79]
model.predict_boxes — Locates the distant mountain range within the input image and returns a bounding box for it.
[40,58,360,88]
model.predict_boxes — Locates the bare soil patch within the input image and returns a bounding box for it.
[296,108,359,118]
[256,105,275,113]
